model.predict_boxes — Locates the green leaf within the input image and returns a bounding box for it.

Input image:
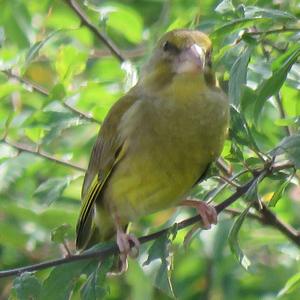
[144,233,175,298]
[51,224,72,244]
[212,17,271,40]
[23,30,63,71]
[268,179,291,207]
[228,179,259,270]
[0,153,36,192]
[80,258,113,300]
[272,134,300,168]
[254,45,300,122]
[55,45,88,84]
[24,127,44,143]
[229,47,252,106]
[34,176,74,206]
[41,260,92,300]
[85,1,143,43]
[25,109,87,144]
[229,105,260,152]
[215,0,235,14]
[244,6,297,21]
[13,272,41,300]
[278,272,300,297]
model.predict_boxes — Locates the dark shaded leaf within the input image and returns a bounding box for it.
[80,258,113,300]
[229,105,260,152]
[144,233,175,298]
[40,260,92,300]
[13,272,41,300]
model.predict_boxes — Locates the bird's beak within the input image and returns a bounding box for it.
[175,44,205,74]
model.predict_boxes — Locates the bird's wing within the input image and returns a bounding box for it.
[76,92,138,249]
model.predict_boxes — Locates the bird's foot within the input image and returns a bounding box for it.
[116,229,140,273]
[181,199,217,229]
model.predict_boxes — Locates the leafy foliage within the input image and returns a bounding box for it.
[0,0,300,299]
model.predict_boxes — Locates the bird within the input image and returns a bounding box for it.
[76,29,229,271]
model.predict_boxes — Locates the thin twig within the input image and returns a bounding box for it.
[64,0,125,63]
[2,70,101,124]
[2,138,86,172]
[1,161,298,279]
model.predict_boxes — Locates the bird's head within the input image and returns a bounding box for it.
[140,29,213,88]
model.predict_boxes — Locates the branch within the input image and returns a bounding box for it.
[1,161,297,279]
[2,70,101,124]
[255,203,300,246]
[64,0,125,63]
[2,138,86,172]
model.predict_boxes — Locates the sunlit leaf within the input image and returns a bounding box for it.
[278,272,300,297]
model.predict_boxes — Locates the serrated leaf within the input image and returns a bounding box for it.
[34,176,73,206]
[229,47,252,106]
[24,29,63,70]
[278,272,300,297]
[254,45,300,122]
[13,272,41,300]
[51,224,72,244]
[272,135,300,168]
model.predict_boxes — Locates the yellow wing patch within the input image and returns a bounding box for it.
[76,143,126,249]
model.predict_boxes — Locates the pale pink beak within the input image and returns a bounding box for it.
[175,44,205,74]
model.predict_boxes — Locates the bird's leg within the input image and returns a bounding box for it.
[180,199,217,229]
[113,213,140,274]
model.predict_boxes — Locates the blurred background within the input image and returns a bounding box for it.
[0,0,300,299]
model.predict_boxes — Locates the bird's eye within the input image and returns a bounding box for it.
[162,41,180,54]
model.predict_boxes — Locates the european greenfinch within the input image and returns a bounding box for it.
[76,29,229,268]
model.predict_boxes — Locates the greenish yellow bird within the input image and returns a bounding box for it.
[76,29,229,267]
